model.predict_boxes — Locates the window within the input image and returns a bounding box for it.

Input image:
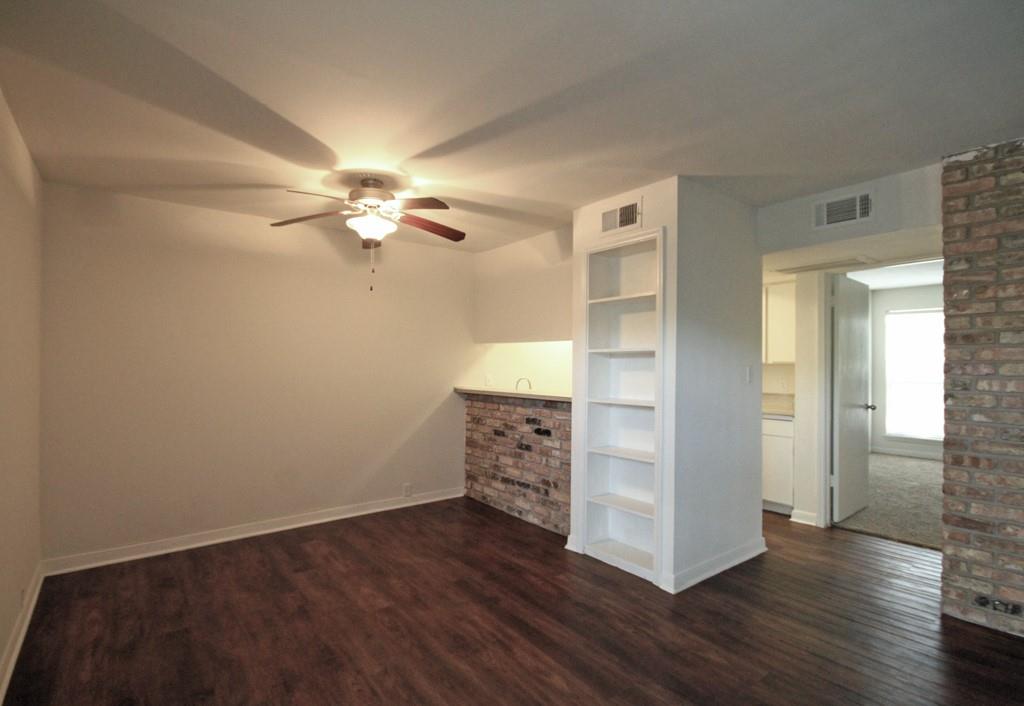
[884,309,944,440]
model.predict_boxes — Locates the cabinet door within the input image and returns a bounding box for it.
[762,432,794,505]
[765,282,796,363]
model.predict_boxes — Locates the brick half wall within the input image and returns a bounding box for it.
[942,137,1024,637]
[461,393,571,535]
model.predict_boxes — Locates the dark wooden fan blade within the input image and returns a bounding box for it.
[270,210,343,227]
[398,213,465,242]
[361,239,382,249]
[287,189,347,202]
[386,197,449,210]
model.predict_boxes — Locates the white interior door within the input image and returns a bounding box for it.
[832,274,871,523]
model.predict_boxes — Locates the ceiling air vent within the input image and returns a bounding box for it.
[814,193,872,228]
[602,202,640,232]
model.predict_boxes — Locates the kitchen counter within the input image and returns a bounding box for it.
[454,387,572,403]
[762,393,794,418]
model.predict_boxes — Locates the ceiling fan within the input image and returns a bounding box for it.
[270,177,465,249]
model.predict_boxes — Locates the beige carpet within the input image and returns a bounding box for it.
[834,453,942,549]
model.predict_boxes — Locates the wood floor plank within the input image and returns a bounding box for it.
[5,500,1024,705]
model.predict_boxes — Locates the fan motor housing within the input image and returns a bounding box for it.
[350,178,394,204]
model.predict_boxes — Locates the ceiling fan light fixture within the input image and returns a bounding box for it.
[346,213,397,240]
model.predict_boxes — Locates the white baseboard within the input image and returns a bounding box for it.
[1,563,43,701]
[762,500,793,516]
[42,487,465,576]
[564,533,583,554]
[789,509,820,526]
[871,445,943,461]
[670,537,767,593]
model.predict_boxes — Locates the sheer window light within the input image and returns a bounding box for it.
[884,308,944,440]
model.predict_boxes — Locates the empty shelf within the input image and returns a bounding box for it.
[586,539,654,573]
[589,397,655,408]
[588,347,655,355]
[588,292,657,305]
[588,494,655,518]
[588,446,655,463]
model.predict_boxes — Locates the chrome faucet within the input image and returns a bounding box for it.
[515,377,533,392]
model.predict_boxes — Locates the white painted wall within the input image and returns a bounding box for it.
[870,285,943,460]
[757,164,941,253]
[458,341,572,397]
[40,185,475,559]
[791,272,829,527]
[763,363,794,394]
[0,87,42,691]
[472,227,572,343]
[672,177,764,584]
[462,227,574,396]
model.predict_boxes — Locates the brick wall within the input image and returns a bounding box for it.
[462,393,571,535]
[942,137,1024,637]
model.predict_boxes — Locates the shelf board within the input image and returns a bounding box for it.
[587,347,656,356]
[588,291,657,305]
[588,446,655,463]
[588,493,655,519]
[586,539,654,573]
[589,397,655,408]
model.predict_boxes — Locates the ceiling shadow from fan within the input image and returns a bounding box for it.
[0,0,337,170]
[46,157,289,192]
[435,192,568,232]
[396,15,712,171]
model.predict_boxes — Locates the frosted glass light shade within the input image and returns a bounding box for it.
[346,214,398,240]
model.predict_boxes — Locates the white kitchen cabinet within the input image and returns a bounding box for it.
[763,282,796,364]
[762,418,794,510]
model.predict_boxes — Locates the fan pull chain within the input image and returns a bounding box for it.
[369,243,375,292]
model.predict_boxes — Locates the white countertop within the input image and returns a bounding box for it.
[454,387,572,403]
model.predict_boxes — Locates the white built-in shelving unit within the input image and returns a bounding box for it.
[582,234,661,580]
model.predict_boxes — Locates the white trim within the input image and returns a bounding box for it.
[871,444,943,462]
[668,537,767,593]
[1,563,43,701]
[789,509,820,526]
[762,500,793,516]
[42,487,465,576]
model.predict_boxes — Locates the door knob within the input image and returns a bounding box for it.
[864,403,877,411]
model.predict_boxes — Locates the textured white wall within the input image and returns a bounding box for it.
[472,227,572,343]
[757,164,941,253]
[41,185,476,558]
[0,87,42,685]
[673,177,763,576]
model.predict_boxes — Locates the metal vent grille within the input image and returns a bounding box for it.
[602,203,640,232]
[814,193,872,228]
[858,193,872,219]
[618,203,638,228]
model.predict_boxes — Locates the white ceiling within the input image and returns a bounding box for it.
[2,0,1023,251]
[846,259,944,290]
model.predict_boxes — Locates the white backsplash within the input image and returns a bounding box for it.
[763,363,795,394]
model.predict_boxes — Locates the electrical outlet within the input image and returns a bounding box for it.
[484,374,494,387]
[403,483,412,498]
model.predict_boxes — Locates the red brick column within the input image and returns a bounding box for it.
[942,137,1024,636]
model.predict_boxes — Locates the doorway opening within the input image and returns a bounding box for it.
[830,260,944,549]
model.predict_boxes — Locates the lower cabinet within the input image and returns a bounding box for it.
[762,418,794,510]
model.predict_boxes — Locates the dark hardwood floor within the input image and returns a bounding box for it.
[6,499,1024,705]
